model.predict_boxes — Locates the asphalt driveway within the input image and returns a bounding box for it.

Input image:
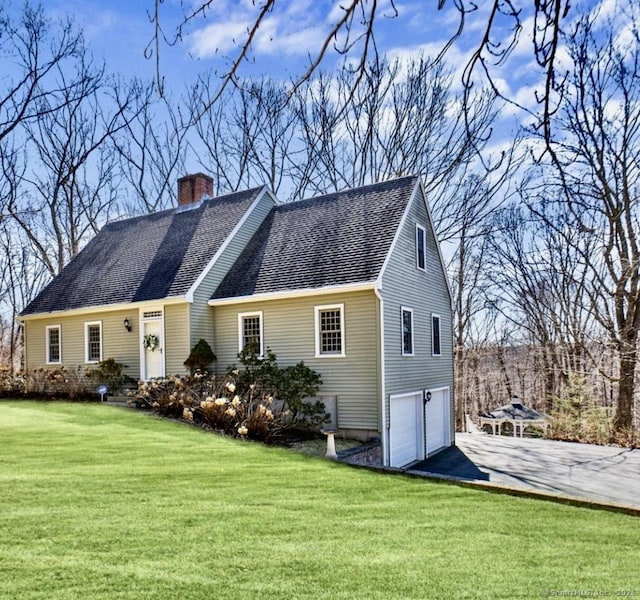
[411,433,640,509]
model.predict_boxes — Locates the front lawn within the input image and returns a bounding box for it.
[1,401,638,599]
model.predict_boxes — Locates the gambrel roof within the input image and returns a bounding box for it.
[21,187,265,315]
[211,175,419,300]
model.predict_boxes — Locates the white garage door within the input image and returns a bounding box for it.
[389,392,422,468]
[425,388,449,456]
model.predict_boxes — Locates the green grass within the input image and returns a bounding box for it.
[288,436,362,457]
[1,402,638,599]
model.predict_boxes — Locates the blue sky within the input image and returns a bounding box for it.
[5,0,617,146]
[31,1,533,106]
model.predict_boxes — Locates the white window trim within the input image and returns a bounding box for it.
[84,321,103,364]
[46,324,62,364]
[416,224,427,271]
[238,311,264,357]
[401,306,415,356]
[432,313,442,357]
[314,303,346,358]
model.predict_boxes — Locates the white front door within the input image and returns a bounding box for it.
[143,318,164,379]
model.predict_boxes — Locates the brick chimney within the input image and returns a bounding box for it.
[177,173,214,207]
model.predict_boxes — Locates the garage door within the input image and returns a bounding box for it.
[389,392,422,468]
[425,388,449,456]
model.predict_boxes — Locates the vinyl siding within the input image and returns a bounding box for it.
[190,190,275,352]
[163,303,190,375]
[380,186,454,427]
[24,308,140,379]
[213,290,380,431]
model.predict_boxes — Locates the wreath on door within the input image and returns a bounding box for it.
[143,334,160,352]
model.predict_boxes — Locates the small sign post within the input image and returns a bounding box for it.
[97,384,108,402]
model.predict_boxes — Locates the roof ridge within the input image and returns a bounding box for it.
[279,175,419,210]
[105,185,267,228]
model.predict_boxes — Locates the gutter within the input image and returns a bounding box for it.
[208,281,378,307]
[19,295,189,321]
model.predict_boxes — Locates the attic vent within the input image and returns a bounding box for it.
[143,310,163,319]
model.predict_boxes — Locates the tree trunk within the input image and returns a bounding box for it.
[455,344,465,431]
[614,344,636,433]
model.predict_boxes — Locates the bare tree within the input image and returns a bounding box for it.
[291,56,502,202]
[0,220,49,371]
[448,170,522,429]
[113,84,189,214]
[0,3,92,145]
[528,2,640,433]
[9,72,146,276]
[190,74,298,195]
[485,201,600,412]
[147,0,570,131]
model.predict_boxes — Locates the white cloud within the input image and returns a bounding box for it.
[190,20,250,57]
[189,1,333,60]
[253,17,329,58]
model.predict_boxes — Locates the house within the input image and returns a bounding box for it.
[20,173,454,467]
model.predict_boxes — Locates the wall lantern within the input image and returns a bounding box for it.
[124,318,132,332]
[424,390,432,403]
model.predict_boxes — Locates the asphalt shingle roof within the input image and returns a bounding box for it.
[211,175,419,300]
[21,187,264,315]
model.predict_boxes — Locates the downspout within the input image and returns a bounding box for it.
[374,287,388,467]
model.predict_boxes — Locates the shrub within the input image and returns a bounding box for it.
[134,373,213,418]
[184,339,216,374]
[0,368,25,396]
[87,358,135,394]
[548,375,614,445]
[133,348,326,442]
[24,366,93,399]
[232,348,326,429]
[132,363,321,442]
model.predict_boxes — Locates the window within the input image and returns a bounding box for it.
[315,304,345,357]
[85,321,102,363]
[238,311,263,356]
[46,325,61,364]
[432,314,442,356]
[416,224,426,271]
[143,310,163,319]
[401,307,414,356]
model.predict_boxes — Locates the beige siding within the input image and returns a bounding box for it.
[25,302,192,380]
[213,290,380,432]
[164,303,190,375]
[24,308,140,379]
[190,191,275,351]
